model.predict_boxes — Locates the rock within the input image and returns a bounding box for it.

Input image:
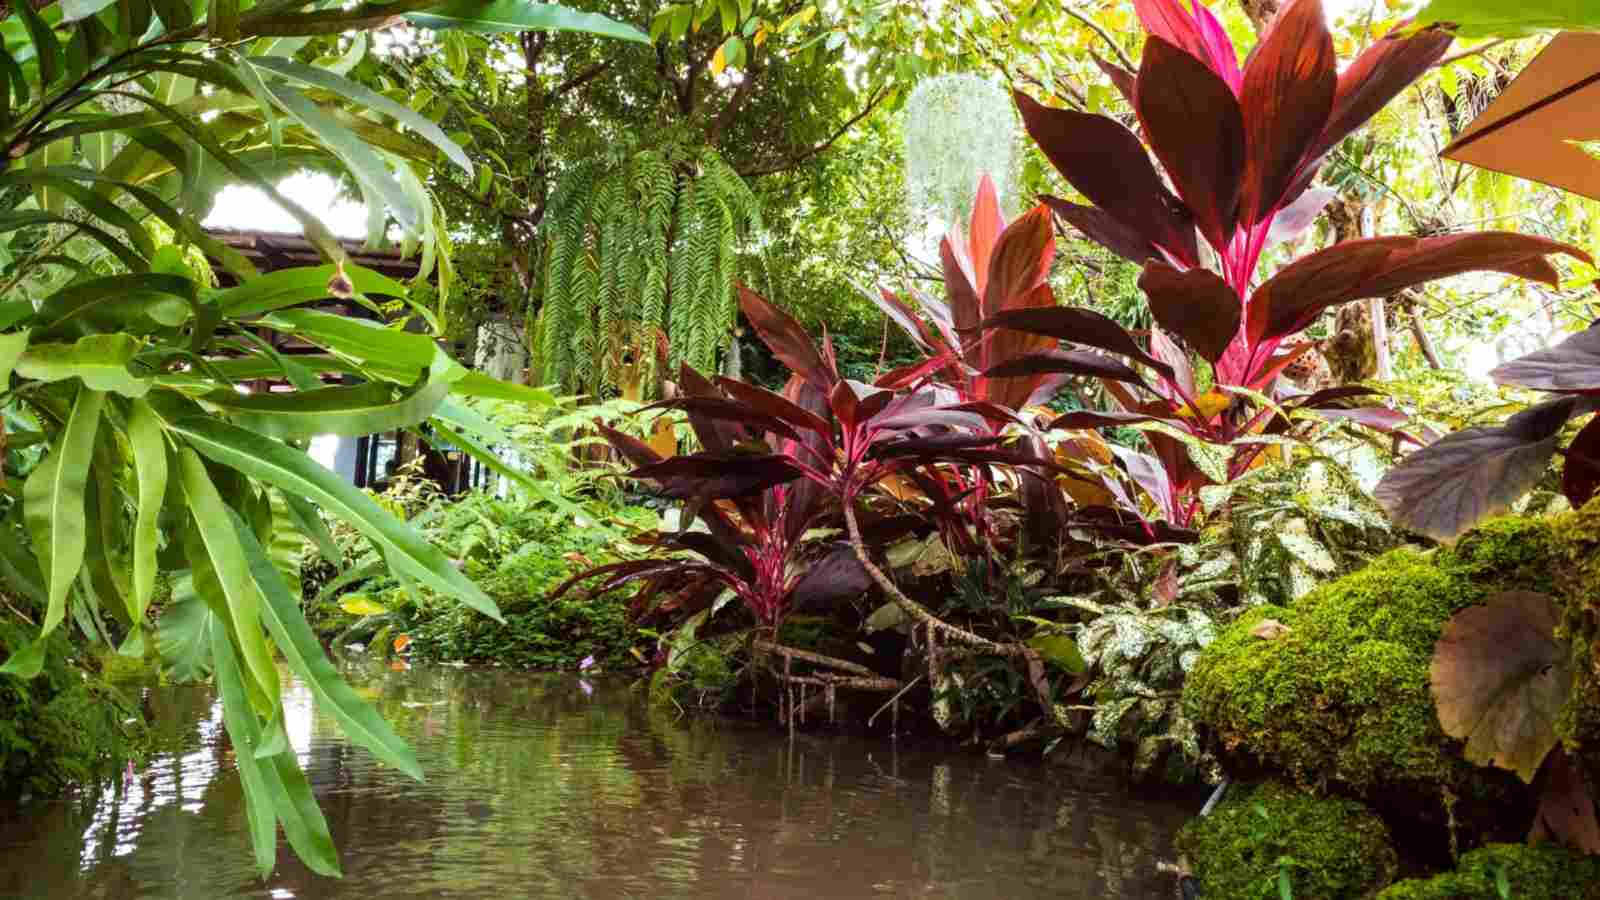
[1176,780,1397,900]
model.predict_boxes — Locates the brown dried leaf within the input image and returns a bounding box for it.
[1250,619,1293,640]
[1432,591,1571,783]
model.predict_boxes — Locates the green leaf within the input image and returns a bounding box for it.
[338,593,389,616]
[280,491,342,571]
[167,417,501,621]
[207,352,462,440]
[0,329,28,385]
[0,638,47,678]
[265,82,419,232]
[176,448,281,705]
[127,399,168,620]
[15,334,151,397]
[1027,632,1086,674]
[405,1,650,42]
[17,0,63,87]
[24,385,104,636]
[31,273,197,337]
[1412,0,1600,36]
[209,0,240,40]
[156,577,214,681]
[257,308,440,371]
[449,371,555,407]
[248,56,473,173]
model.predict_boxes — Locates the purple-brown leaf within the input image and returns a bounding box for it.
[629,452,805,499]
[1431,590,1570,783]
[1136,35,1247,250]
[1309,27,1453,165]
[982,349,1150,389]
[1043,196,1158,264]
[1375,397,1583,542]
[1138,261,1242,363]
[1533,749,1600,854]
[1238,0,1336,226]
[1491,324,1600,394]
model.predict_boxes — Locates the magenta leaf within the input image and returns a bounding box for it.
[1136,35,1246,250]
[1133,0,1241,91]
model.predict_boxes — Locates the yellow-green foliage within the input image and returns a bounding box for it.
[1183,516,1561,796]
[1176,780,1397,900]
[1376,843,1600,900]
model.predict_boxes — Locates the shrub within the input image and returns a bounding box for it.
[1377,843,1600,900]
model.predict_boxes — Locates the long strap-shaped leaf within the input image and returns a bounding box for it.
[177,448,281,704]
[209,616,342,878]
[23,384,104,636]
[169,417,501,620]
[232,507,424,780]
[127,399,168,619]
[206,353,458,439]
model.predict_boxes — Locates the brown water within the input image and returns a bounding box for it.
[0,665,1191,899]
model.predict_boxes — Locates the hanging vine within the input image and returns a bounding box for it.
[537,143,761,397]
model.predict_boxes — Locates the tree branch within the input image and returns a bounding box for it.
[738,87,888,177]
[554,60,613,96]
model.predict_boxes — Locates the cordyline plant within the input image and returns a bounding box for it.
[980,0,1588,524]
[559,288,1071,698]
[870,175,1167,551]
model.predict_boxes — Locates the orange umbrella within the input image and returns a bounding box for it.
[1443,31,1600,200]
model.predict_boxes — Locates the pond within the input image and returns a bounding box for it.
[0,665,1192,899]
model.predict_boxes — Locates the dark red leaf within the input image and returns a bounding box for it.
[869,433,1005,457]
[870,286,937,351]
[629,452,805,500]
[1562,414,1600,510]
[1308,406,1409,431]
[982,349,1151,389]
[1249,341,1320,390]
[1070,506,1199,545]
[979,282,1057,410]
[713,376,832,436]
[1238,0,1336,226]
[1014,91,1199,267]
[984,205,1055,316]
[829,379,895,433]
[1308,27,1453,164]
[873,352,957,391]
[1049,410,1182,430]
[1375,397,1584,542]
[656,531,755,578]
[1492,324,1600,393]
[941,234,983,367]
[790,547,872,611]
[1133,0,1241,91]
[980,306,1174,378]
[1150,324,1197,399]
[1092,53,1138,107]
[1138,261,1242,363]
[646,395,802,445]
[1136,35,1247,250]
[1043,196,1157,264]
[596,422,663,469]
[873,405,991,432]
[739,285,836,390]
[1245,236,1420,342]
[1534,749,1600,854]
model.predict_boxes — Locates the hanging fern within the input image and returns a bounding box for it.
[538,144,760,397]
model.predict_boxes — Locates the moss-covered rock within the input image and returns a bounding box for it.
[1376,843,1600,899]
[1183,515,1561,802]
[1177,780,1397,900]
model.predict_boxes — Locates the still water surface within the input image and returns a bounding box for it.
[0,665,1190,899]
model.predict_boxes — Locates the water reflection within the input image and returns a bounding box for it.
[0,666,1190,899]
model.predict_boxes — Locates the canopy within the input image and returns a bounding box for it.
[1443,31,1600,200]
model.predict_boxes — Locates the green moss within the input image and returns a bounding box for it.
[1183,515,1561,796]
[1177,781,1397,900]
[1376,843,1600,899]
